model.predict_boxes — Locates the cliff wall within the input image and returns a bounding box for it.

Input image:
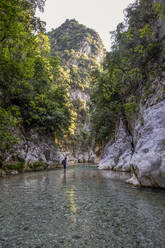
[0,128,62,176]
[48,19,105,163]
[99,79,165,188]
[96,0,165,188]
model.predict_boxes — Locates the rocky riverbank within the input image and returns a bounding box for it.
[0,127,63,176]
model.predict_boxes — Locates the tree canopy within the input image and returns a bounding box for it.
[0,0,76,153]
[90,0,165,145]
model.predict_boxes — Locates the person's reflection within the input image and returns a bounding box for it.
[62,170,67,185]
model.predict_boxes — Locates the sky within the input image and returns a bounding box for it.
[36,0,135,51]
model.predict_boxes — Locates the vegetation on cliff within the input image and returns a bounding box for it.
[0,0,76,157]
[90,0,165,145]
[2,0,164,166]
[48,19,105,154]
[48,19,105,91]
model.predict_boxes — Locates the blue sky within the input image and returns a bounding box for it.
[36,0,135,51]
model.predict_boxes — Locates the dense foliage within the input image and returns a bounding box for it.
[90,0,165,145]
[48,19,105,150]
[48,19,105,91]
[2,0,163,158]
[0,0,75,152]
[48,19,104,60]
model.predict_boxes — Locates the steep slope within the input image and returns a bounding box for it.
[0,15,105,176]
[48,19,104,91]
[48,19,105,163]
[0,0,69,175]
[99,79,165,188]
[96,0,165,188]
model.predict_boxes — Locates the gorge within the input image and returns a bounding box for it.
[0,1,165,247]
[0,0,165,189]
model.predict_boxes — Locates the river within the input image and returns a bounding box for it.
[0,165,164,248]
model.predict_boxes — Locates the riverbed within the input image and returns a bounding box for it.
[0,165,164,248]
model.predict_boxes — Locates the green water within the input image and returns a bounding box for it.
[0,165,164,248]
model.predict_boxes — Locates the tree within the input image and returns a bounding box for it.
[0,0,76,152]
[90,0,165,145]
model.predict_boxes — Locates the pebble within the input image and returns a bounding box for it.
[72,235,82,239]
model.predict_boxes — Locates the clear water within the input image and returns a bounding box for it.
[0,165,165,248]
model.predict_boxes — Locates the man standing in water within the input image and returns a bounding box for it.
[62,157,67,170]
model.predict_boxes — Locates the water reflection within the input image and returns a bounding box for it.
[62,170,67,186]
[67,185,77,223]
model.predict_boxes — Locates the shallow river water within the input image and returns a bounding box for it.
[0,165,165,248]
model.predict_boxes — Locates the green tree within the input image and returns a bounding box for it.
[0,0,76,153]
[90,0,165,145]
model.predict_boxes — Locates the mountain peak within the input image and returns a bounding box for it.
[48,19,105,60]
[65,18,79,24]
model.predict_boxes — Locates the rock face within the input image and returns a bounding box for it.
[48,19,105,64]
[1,128,62,174]
[48,19,105,163]
[65,149,96,165]
[22,129,62,165]
[128,101,165,188]
[99,80,165,188]
[99,119,132,172]
[69,88,90,102]
[0,20,104,173]
[97,0,165,188]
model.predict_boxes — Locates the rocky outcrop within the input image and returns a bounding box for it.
[69,88,90,102]
[63,148,95,165]
[23,129,62,165]
[0,128,62,175]
[127,101,165,188]
[99,119,132,172]
[48,19,105,163]
[99,80,165,188]
[79,38,92,57]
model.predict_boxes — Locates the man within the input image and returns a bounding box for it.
[62,157,67,170]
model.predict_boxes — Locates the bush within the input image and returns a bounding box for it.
[4,162,24,171]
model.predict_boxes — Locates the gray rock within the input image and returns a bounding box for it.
[129,101,165,188]
[99,119,132,172]
[11,170,19,175]
[99,92,165,188]
[2,128,62,168]
[126,174,140,186]
[62,148,96,164]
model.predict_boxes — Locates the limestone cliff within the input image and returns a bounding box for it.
[0,127,62,176]
[98,0,165,188]
[99,76,165,188]
[0,19,105,175]
[48,19,105,163]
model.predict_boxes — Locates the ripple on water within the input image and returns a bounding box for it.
[0,165,165,248]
